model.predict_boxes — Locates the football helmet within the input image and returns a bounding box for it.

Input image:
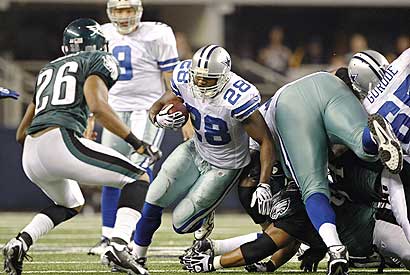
[62,18,107,55]
[348,50,389,96]
[107,0,143,35]
[189,45,232,98]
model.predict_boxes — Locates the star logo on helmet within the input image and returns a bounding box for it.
[221,57,231,68]
[350,73,359,83]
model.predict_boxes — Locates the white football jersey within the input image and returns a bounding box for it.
[363,48,410,154]
[171,60,261,169]
[102,22,179,111]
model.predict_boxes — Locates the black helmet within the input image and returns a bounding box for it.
[62,18,107,55]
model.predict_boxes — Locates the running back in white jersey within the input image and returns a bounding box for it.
[102,22,179,111]
[363,48,410,154]
[171,60,261,169]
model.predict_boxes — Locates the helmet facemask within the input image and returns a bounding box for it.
[189,68,230,98]
[107,0,143,35]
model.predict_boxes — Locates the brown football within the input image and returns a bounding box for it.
[164,98,189,126]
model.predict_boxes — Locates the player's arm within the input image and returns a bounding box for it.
[84,75,160,162]
[242,110,275,188]
[16,102,35,144]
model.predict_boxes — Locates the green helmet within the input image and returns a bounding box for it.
[62,18,107,55]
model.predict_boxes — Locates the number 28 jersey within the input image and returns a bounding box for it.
[171,60,261,169]
[363,48,410,154]
[27,51,119,136]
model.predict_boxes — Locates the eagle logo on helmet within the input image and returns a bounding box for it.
[85,25,105,38]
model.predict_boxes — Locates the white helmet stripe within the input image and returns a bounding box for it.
[197,44,218,69]
[352,54,384,80]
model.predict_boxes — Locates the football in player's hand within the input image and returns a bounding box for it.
[164,99,189,126]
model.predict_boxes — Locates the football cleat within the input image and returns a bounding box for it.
[327,245,349,275]
[368,113,403,174]
[3,238,30,275]
[88,237,110,256]
[194,211,215,240]
[101,243,149,275]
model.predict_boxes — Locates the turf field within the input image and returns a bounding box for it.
[0,212,407,275]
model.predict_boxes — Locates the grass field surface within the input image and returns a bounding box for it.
[0,212,407,275]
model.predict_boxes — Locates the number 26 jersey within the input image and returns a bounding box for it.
[171,59,261,169]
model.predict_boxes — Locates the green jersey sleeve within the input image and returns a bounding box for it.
[86,51,120,89]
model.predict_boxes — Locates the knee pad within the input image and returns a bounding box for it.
[40,205,79,226]
[240,232,278,265]
[119,180,149,211]
[238,186,267,224]
[173,198,196,234]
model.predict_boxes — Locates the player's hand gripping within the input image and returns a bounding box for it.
[298,248,326,272]
[250,183,273,216]
[180,251,215,273]
[155,104,186,129]
[0,87,19,100]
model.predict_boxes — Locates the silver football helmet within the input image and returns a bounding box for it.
[189,45,232,98]
[107,0,143,35]
[348,50,389,96]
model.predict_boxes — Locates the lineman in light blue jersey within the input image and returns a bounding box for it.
[348,48,410,246]
[128,45,275,266]
[256,70,402,275]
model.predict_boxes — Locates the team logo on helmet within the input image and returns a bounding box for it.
[350,73,358,83]
[221,57,231,68]
[269,198,290,220]
[85,25,105,38]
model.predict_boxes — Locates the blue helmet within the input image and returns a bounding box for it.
[62,18,107,55]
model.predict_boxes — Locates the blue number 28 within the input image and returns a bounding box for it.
[186,104,231,145]
[112,46,133,81]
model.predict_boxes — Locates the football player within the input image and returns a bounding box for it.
[180,149,327,273]
[252,70,401,275]
[2,18,159,275]
[0,87,19,100]
[88,0,188,256]
[110,45,275,268]
[348,49,410,244]
[181,148,410,273]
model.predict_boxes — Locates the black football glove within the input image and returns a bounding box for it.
[125,133,162,166]
[298,247,326,272]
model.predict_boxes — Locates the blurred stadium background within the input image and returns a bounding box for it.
[0,0,410,212]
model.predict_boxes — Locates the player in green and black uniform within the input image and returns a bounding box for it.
[2,18,156,275]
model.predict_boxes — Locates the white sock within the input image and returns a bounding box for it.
[102,226,113,239]
[21,213,54,244]
[130,241,149,258]
[213,255,223,270]
[111,207,141,243]
[318,223,342,247]
[214,232,259,255]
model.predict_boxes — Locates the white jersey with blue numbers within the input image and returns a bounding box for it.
[102,22,179,111]
[363,48,410,154]
[171,60,261,169]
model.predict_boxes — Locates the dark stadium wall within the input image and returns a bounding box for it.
[0,127,243,211]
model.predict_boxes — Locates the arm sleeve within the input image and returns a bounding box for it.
[88,52,120,90]
[154,26,179,72]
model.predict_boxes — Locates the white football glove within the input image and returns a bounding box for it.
[181,251,215,273]
[155,104,186,129]
[250,183,273,216]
